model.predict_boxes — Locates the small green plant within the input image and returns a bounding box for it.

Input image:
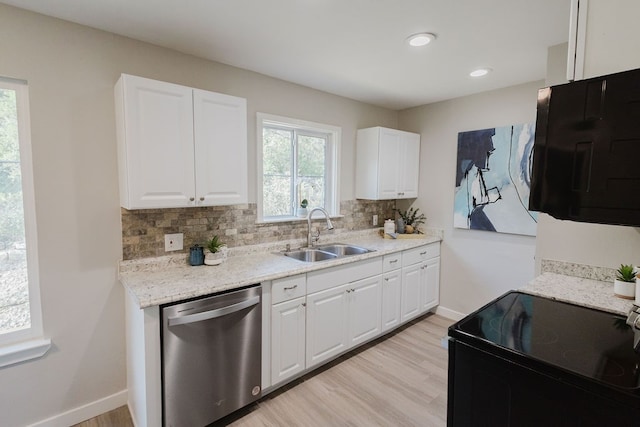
[300,199,308,208]
[616,264,636,283]
[206,235,225,254]
[395,207,426,228]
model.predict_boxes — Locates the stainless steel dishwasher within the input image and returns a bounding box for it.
[161,284,262,426]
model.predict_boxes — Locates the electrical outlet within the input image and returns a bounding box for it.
[164,233,184,252]
[372,215,378,226]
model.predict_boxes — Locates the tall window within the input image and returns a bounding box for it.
[257,113,340,222]
[0,77,47,366]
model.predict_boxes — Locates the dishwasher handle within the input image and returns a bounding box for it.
[168,295,260,327]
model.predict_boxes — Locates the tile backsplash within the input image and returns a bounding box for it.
[121,199,396,260]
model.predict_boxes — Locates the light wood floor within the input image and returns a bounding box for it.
[75,313,452,427]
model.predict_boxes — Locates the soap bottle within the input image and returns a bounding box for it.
[384,219,396,234]
[189,244,204,266]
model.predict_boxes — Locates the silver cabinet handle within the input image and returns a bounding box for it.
[389,259,398,264]
[385,277,390,281]
[200,196,205,201]
[189,197,195,202]
[302,302,306,307]
[168,296,260,326]
[420,251,427,255]
[284,285,298,291]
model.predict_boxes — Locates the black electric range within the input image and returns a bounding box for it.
[447,291,640,427]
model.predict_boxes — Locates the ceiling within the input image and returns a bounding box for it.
[1,0,571,110]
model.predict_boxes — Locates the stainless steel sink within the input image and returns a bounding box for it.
[282,243,374,262]
[283,249,338,262]
[316,243,373,256]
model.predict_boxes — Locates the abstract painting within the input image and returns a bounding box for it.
[453,123,538,236]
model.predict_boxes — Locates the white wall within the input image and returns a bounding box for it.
[398,82,542,317]
[0,4,397,426]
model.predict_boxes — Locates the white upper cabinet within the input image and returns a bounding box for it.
[355,127,420,200]
[115,74,247,209]
[568,0,640,80]
[193,89,247,206]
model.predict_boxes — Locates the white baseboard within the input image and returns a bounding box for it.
[435,305,466,321]
[28,389,128,427]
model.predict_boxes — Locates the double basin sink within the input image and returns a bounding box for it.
[283,243,374,262]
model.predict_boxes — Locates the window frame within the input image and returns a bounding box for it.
[256,113,340,223]
[0,77,49,367]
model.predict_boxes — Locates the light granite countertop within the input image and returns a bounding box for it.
[520,271,634,316]
[120,229,442,308]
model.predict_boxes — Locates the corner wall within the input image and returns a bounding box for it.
[398,82,542,317]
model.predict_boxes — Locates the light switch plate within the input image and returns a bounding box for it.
[372,215,378,226]
[164,233,183,252]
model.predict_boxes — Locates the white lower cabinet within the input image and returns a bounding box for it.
[271,297,306,386]
[305,283,350,368]
[268,243,440,392]
[348,275,383,347]
[421,257,440,312]
[401,243,441,322]
[381,269,402,332]
[401,263,422,321]
[270,274,307,386]
[305,276,383,369]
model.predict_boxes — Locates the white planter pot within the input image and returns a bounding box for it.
[636,277,640,305]
[297,207,308,218]
[614,279,635,299]
[204,246,228,266]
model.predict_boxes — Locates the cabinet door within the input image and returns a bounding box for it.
[348,276,382,347]
[118,74,195,209]
[401,264,422,322]
[377,128,401,199]
[398,132,420,198]
[381,270,402,333]
[420,257,440,313]
[306,284,350,368]
[193,89,248,206]
[271,297,306,386]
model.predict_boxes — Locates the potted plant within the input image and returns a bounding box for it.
[204,235,228,266]
[297,199,309,217]
[614,263,636,299]
[395,207,426,234]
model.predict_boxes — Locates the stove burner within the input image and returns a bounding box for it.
[562,349,626,379]
[487,316,559,348]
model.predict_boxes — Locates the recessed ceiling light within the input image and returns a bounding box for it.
[407,33,436,47]
[470,68,492,77]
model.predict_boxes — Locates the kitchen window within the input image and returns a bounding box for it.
[0,77,49,367]
[257,113,340,222]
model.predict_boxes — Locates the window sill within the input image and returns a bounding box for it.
[0,337,51,368]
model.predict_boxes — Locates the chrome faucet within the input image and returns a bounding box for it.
[307,207,334,247]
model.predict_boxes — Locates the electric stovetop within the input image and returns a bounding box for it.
[449,291,640,391]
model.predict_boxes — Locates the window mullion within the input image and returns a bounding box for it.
[291,130,298,214]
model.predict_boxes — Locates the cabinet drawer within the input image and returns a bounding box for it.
[307,257,383,295]
[402,243,440,267]
[272,274,307,304]
[383,253,402,272]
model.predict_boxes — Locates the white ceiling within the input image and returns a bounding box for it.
[1,0,571,110]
